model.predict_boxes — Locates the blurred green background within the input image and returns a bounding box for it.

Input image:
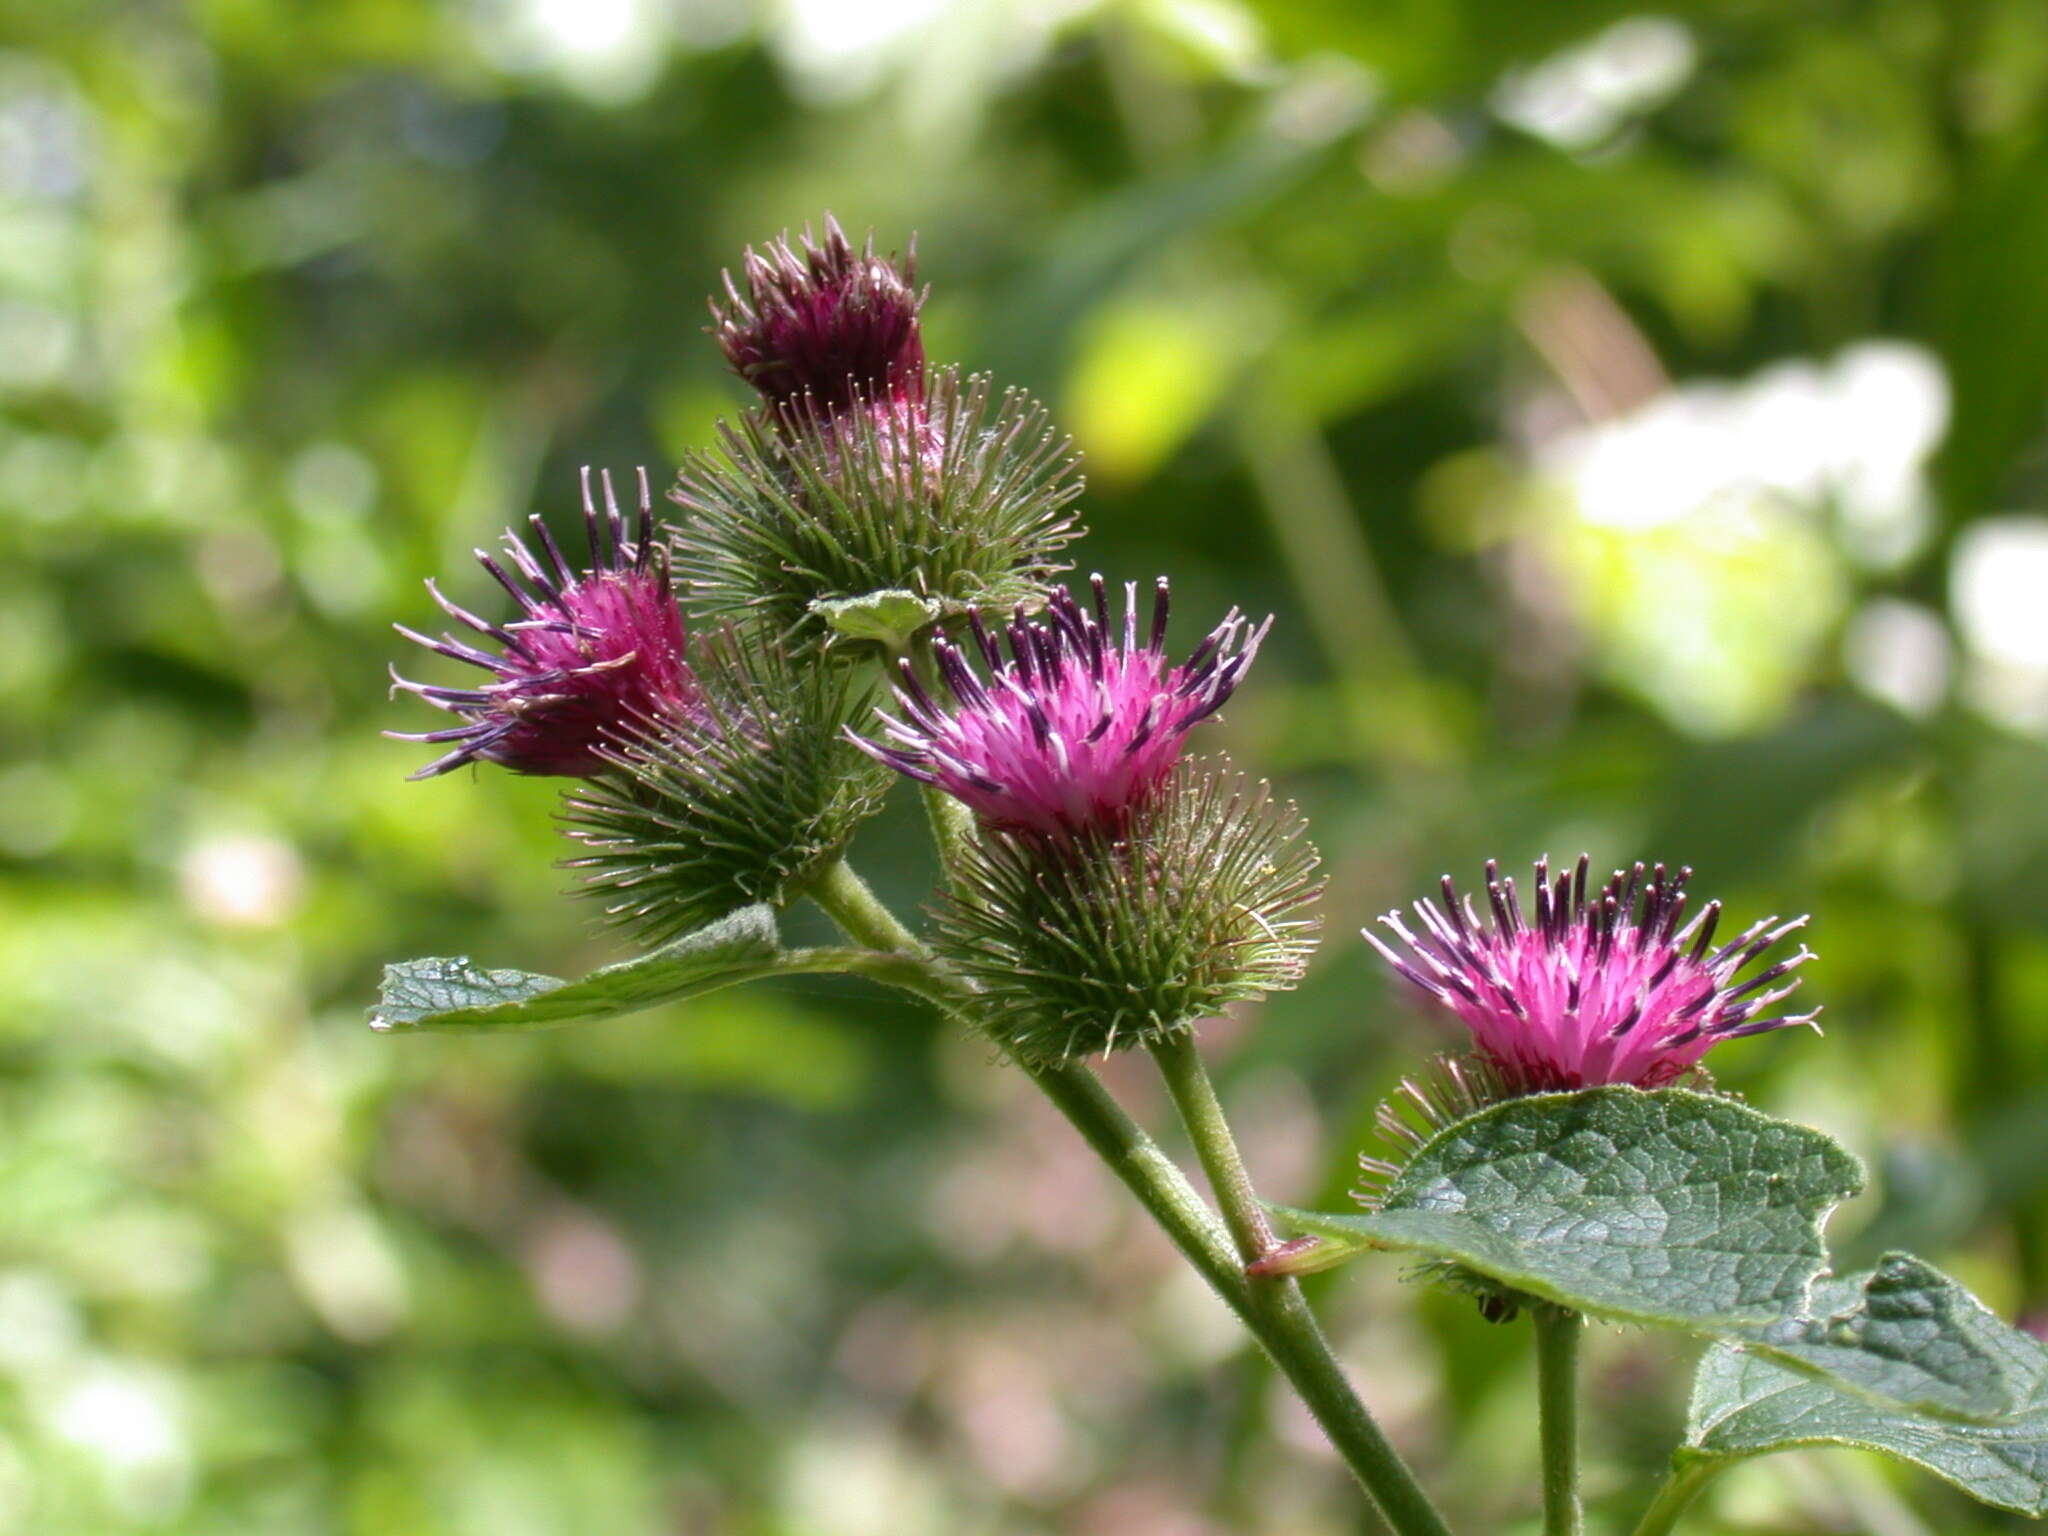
[6,0,2048,1531]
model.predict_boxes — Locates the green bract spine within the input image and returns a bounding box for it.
[561,629,893,943]
[935,761,1323,1064]
[670,367,1084,643]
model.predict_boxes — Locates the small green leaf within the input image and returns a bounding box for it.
[1688,1328,2048,1517]
[808,589,944,651]
[370,904,789,1033]
[1750,1255,2048,1422]
[1271,1087,1863,1330]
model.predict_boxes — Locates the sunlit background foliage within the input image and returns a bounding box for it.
[6,0,2048,1530]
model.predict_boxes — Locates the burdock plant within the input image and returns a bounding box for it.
[370,220,2048,1536]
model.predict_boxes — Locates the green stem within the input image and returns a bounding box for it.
[806,857,930,957]
[808,859,1452,1534]
[1630,1458,1720,1536]
[1029,1059,1255,1314]
[1149,1030,1454,1536]
[1533,1306,1584,1536]
[1148,1031,1276,1259]
[780,945,949,1000]
[920,783,977,875]
[807,861,1247,1305]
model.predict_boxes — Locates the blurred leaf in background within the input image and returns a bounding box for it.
[5,0,2048,1530]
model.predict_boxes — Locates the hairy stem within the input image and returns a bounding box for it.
[1149,1030,1454,1536]
[809,859,1452,1534]
[806,856,930,956]
[1630,1458,1720,1536]
[920,782,977,874]
[1029,1059,1257,1314]
[1148,1031,1276,1259]
[1533,1306,1584,1536]
[807,860,1246,1299]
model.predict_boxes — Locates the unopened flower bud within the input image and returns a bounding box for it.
[390,468,694,780]
[712,214,925,421]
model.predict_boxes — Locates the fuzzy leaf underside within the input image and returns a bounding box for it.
[1272,1087,1864,1330]
[1687,1325,2048,1516]
[370,904,787,1032]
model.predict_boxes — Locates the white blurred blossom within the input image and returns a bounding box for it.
[178,832,305,928]
[50,1363,192,1520]
[1844,599,1952,719]
[1494,17,1695,151]
[1533,342,1949,734]
[1953,516,2048,733]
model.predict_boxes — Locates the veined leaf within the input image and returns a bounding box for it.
[1687,1310,2048,1517]
[1271,1087,1863,1330]
[370,905,791,1033]
[1750,1256,2048,1423]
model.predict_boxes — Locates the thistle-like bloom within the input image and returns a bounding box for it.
[711,214,925,418]
[937,762,1322,1064]
[855,576,1269,839]
[1365,856,1819,1094]
[389,468,697,780]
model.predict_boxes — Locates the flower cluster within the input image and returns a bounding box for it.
[385,215,1829,1097]
[369,216,1920,1532]
[855,575,1268,839]
[390,468,694,780]
[1365,855,1818,1094]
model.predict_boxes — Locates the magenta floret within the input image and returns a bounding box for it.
[856,576,1268,839]
[1365,856,1819,1093]
[390,468,697,780]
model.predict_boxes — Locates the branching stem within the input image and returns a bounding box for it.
[805,858,1453,1533]
[1630,1457,1720,1536]
[1149,1030,1454,1536]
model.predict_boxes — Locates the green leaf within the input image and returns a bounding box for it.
[1271,1087,1863,1330]
[808,589,944,651]
[1687,1328,2048,1517]
[369,905,791,1033]
[1750,1255,2048,1423]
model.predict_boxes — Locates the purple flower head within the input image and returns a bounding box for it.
[712,215,926,420]
[1365,856,1819,1095]
[855,576,1269,839]
[389,468,697,780]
